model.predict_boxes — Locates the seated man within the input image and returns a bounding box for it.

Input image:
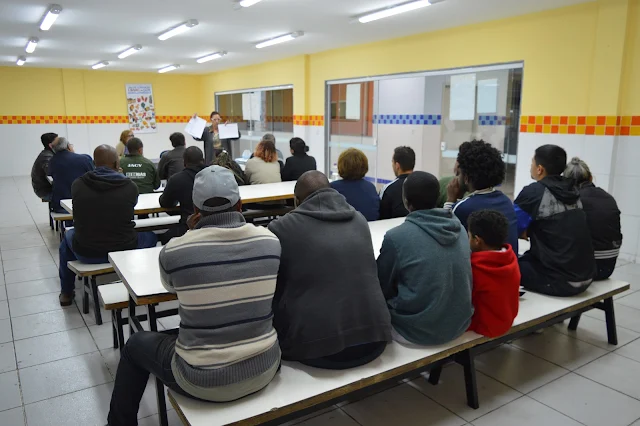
[377,171,473,345]
[48,137,94,212]
[379,146,415,219]
[515,145,595,296]
[158,146,206,244]
[58,145,157,306]
[268,171,391,369]
[467,210,520,338]
[107,166,282,425]
[31,132,57,201]
[157,132,186,180]
[119,137,161,194]
[445,140,518,254]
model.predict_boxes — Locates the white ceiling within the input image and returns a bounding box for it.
[0,0,593,74]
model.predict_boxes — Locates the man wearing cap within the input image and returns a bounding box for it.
[107,166,282,426]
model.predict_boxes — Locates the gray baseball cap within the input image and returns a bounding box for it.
[192,165,240,213]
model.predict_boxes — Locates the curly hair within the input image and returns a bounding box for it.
[456,140,505,189]
[468,209,509,249]
[338,148,368,180]
[254,140,278,163]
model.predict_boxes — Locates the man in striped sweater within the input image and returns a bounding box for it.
[107,166,282,426]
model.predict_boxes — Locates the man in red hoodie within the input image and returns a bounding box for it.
[467,210,521,338]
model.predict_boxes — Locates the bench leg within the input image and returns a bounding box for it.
[428,365,443,385]
[457,351,479,409]
[115,309,126,350]
[49,214,54,230]
[568,314,582,331]
[148,304,169,426]
[603,297,618,345]
[111,311,119,349]
[91,277,102,325]
[128,296,136,337]
[82,277,89,314]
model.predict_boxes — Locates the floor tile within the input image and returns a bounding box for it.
[552,315,640,351]
[89,320,161,350]
[409,364,521,422]
[0,300,9,320]
[6,277,60,299]
[0,318,13,343]
[2,256,55,272]
[278,406,339,426]
[342,383,466,426]
[14,328,97,368]
[0,231,43,244]
[9,293,72,317]
[19,351,113,404]
[617,291,640,311]
[4,264,58,285]
[585,303,640,333]
[0,285,6,301]
[0,342,17,373]
[576,352,640,400]
[511,329,608,370]
[472,395,583,426]
[0,237,45,252]
[11,308,86,340]
[0,225,37,236]
[530,373,640,426]
[615,337,640,363]
[138,410,183,426]
[0,370,22,411]
[99,348,120,379]
[294,409,359,426]
[475,344,570,394]
[0,246,52,261]
[0,407,26,426]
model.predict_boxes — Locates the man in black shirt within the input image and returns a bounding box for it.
[31,132,57,201]
[379,146,415,220]
[157,132,186,180]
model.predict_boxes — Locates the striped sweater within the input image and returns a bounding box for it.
[158,211,281,401]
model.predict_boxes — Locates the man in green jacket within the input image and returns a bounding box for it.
[120,137,161,194]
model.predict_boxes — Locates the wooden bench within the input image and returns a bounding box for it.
[167,280,629,426]
[98,282,129,349]
[243,206,293,224]
[67,260,115,325]
[51,212,73,240]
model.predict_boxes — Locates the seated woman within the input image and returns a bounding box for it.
[212,150,248,186]
[564,157,622,280]
[282,138,316,181]
[330,148,380,221]
[245,135,282,185]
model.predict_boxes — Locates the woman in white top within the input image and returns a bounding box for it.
[245,134,282,185]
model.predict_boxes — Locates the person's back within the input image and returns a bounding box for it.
[245,157,281,184]
[268,172,391,366]
[49,137,94,212]
[282,155,316,181]
[158,133,187,180]
[377,171,473,345]
[120,137,160,194]
[331,179,380,221]
[379,146,415,219]
[32,148,54,200]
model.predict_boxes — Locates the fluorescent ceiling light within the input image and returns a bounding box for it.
[196,51,227,64]
[358,0,431,23]
[92,61,109,70]
[239,0,264,7]
[158,20,198,41]
[256,31,303,49]
[25,37,39,53]
[158,64,180,73]
[118,45,142,59]
[39,4,63,31]
[16,56,26,66]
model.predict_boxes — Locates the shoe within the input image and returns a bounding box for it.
[59,292,75,307]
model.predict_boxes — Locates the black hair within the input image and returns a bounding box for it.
[457,140,505,189]
[467,210,509,250]
[200,197,240,216]
[169,132,186,147]
[393,146,416,172]
[403,171,439,211]
[41,132,58,149]
[184,146,204,166]
[290,137,308,156]
[534,144,567,176]
[126,137,143,154]
[210,111,220,119]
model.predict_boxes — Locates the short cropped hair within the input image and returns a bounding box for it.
[169,132,186,148]
[41,132,58,149]
[468,210,509,249]
[51,137,69,153]
[534,144,567,176]
[184,146,204,166]
[290,137,308,155]
[210,111,221,119]
[393,146,416,172]
[338,148,368,180]
[457,140,505,189]
[127,137,143,154]
[403,171,439,211]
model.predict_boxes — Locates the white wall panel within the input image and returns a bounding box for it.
[378,77,426,116]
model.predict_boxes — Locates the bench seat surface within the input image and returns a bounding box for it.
[97,282,128,309]
[67,260,114,276]
[134,216,180,228]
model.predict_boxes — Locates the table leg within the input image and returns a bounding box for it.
[128,296,136,337]
[148,304,169,426]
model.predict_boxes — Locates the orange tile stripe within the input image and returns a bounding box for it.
[520,116,640,136]
[293,115,324,126]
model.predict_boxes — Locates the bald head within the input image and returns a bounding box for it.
[294,170,330,203]
[94,145,119,170]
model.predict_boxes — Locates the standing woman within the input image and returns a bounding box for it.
[564,157,622,280]
[116,130,133,157]
[282,138,316,181]
[192,111,240,164]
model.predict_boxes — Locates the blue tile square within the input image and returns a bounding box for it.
[489,120,495,125]
[420,114,425,120]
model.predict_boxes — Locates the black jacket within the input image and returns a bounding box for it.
[515,176,596,286]
[268,188,392,360]
[157,146,186,180]
[71,167,138,258]
[281,154,316,181]
[579,182,622,258]
[379,174,410,220]
[31,149,53,199]
[159,165,205,226]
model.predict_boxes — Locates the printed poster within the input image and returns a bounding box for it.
[125,84,157,133]
[449,73,476,121]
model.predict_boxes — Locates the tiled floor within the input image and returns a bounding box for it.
[2,175,640,426]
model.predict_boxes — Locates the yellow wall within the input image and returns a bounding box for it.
[621,0,640,115]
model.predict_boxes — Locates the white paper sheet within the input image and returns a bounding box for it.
[450,73,476,120]
[242,93,253,120]
[346,84,361,120]
[477,78,498,114]
[219,123,240,140]
[184,116,207,138]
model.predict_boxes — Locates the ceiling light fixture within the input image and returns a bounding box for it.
[16,56,26,66]
[239,0,264,7]
[118,45,142,59]
[358,0,431,23]
[256,31,304,49]
[158,64,180,73]
[92,61,109,70]
[25,37,39,53]
[158,20,198,41]
[39,4,63,31]
[196,51,228,64]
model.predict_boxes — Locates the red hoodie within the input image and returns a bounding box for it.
[468,245,521,338]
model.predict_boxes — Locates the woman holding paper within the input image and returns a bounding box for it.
[192,111,240,164]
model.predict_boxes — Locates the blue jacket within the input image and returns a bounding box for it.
[330,179,380,221]
[49,150,94,212]
[377,209,474,345]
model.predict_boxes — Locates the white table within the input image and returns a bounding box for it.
[61,193,172,216]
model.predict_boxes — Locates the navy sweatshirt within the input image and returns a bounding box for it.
[49,150,94,212]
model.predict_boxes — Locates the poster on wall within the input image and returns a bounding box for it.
[125,84,157,133]
[450,73,476,120]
